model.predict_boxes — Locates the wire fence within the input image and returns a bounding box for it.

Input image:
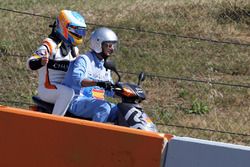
[1,5,250,145]
[1,7,250,47]
[2,51,250,89]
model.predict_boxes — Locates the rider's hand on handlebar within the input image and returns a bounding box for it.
[96,81,113,90]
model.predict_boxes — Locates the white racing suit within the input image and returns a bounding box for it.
[27,37,78,116]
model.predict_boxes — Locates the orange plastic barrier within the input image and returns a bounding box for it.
[0,105,172,167]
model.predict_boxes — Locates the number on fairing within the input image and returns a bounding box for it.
[125,108,143,123]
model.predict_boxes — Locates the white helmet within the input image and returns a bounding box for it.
[90,27,118,53]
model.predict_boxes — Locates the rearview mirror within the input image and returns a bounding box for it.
[104,60,116,72]
[104,60,121,82]
[138,72,146,85]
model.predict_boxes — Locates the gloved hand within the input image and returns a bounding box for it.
[96,81,113,90]
[41,56,49,66]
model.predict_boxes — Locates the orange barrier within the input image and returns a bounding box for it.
[0,105,172,167]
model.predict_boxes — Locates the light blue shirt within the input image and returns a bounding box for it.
[63,51,113,98]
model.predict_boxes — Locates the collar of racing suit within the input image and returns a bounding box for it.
[49,32,76,58]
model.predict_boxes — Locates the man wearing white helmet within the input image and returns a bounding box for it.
[27,10,87,116]
[62,27,118,122]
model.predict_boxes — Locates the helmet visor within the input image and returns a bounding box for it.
[68,25,86,38]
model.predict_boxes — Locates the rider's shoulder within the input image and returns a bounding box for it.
[79,52,93,60]
[78,53,88,59]
[76,53,89,63]
[41,38,58,55]
[42,38,57,47]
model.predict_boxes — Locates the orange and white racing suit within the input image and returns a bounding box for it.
[27,37,78,116]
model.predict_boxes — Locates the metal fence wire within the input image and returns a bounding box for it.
[0,5,250,146]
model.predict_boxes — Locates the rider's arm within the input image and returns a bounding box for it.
[81,79,96,87]
[27,46,49,70]
[71,55,113,89]
[71,56,96,87]
[28,57,43,70]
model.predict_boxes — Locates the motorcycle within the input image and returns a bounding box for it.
[31,61,158,132]
[104,61,158,132]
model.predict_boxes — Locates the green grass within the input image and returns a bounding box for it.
[0,0,250,146]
